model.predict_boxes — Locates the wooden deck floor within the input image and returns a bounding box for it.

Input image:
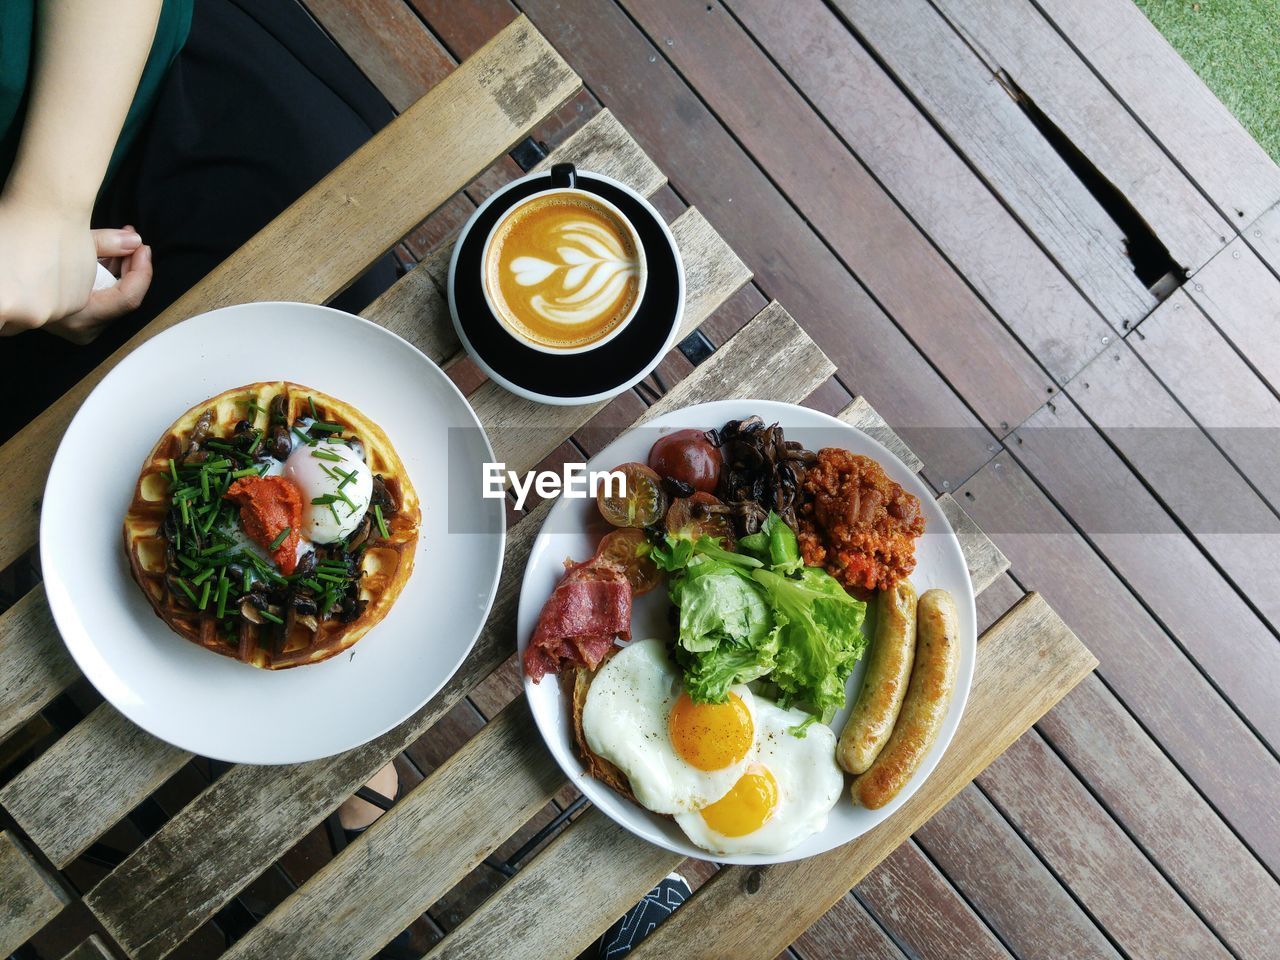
[8,1,1280,957]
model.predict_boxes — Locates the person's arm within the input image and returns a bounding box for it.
[0,0,160,341]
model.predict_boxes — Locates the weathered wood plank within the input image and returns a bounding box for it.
[839,396,925,475]
[452,593,1094,960]
[830,0,1154,329]
[958,452,1280,876]
[938,493,1009,595]
[1181,238,1280,404]
[792,893,907,960]
[1065,339,1280,637]
[0,830,68,956]
[213,700,564,960]
[915,784,1122,960]
[58,936,115,960]
[1038,673,1280,960]
[855,841,1013,960]
[81,302,833,960]
[516,0,997,487]
[1131,289,1280,512]
[0,15,581,574]
[361,108,667,360]
[301,0,455,112]
[620,0,1052,432]
[975,573,1023,634]
[727,0,1115,383]
[927,0,1231,271]
[1035,0,1280,227]
[980,730,1231,958]
[1011,390,1280,750]
[0,588,78,742]
[0,703,189,868]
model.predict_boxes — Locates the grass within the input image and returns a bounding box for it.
[1134,0,1280,161]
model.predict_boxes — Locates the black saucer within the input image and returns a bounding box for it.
[447,172,685,404]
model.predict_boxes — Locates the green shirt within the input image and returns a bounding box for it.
[0,0,192,192]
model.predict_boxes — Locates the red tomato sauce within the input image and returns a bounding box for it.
[224,476,304,574]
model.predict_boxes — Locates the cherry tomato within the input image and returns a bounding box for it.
[648,429,722,493]
[597,462,668,528]
[593,528,662,595]
[664,491,736,550]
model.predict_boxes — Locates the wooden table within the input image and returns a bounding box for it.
[0,18,1094,959]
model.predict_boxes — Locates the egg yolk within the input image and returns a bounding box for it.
[668,691,754,771]
[700,765,779,837]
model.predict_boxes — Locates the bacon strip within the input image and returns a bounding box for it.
[524,561,632,682]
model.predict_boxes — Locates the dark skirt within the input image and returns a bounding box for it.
[1,0,398,443]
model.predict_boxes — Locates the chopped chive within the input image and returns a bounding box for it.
[267,526,291,551]
[173,487,200,501]
[168,458,179,485]
[335,467,357,489]
[309,421,344,434]
[179,498,190,527]
[247,434,263,455]
[231,466,258,479]
[257,461,271,476]
[191,567,216,586]
[300,577,324,592]
[310,448,342,462]
[199,543,228,556]
[334,488,356,510]
[199,468,210,500]
[316,572,346,584]
[328,503,341,526]
[259,609,284,625]
[201,504,221,535]
[205,439,235,452]
[311,494,339,505]
[175,578,199,605]
[308,395,318,419]
[318,464,339,481]
[292,427,316,447]
[198,579,212,610]
[374,504,390,539]
[242,568,252,593]
[177,554,199,572]
[215,575,230,620]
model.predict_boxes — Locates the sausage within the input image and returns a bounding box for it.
[851,588,959,810]
[837,579,917,774]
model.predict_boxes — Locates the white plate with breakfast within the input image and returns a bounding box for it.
[518,399,975,864]
[42,302,505,764]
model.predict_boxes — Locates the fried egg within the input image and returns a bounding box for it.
[675,699,843,856]
[283,440,372,543]
[581,638,756,815]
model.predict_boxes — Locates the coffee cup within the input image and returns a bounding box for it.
[480,163,648,355]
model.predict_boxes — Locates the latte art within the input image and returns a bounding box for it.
[510,220,640,327]
[484,192,645,351]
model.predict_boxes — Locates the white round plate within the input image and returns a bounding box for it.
[42,302,505,764]
[518,399,975,864]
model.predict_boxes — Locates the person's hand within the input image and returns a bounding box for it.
[0,197,152,343]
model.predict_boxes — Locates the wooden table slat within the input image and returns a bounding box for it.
[0,588,76,743]
[0,830,68,956]
[216,700,563,960]
[0,702,189,868]
[0,14,580,575]
[837,396,925,475]
[623,592,1094,959]
[57,935,115,960]
[937,493,1009,595]
[82,300,831,960]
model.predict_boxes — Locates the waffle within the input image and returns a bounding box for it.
[123,381,420,669]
